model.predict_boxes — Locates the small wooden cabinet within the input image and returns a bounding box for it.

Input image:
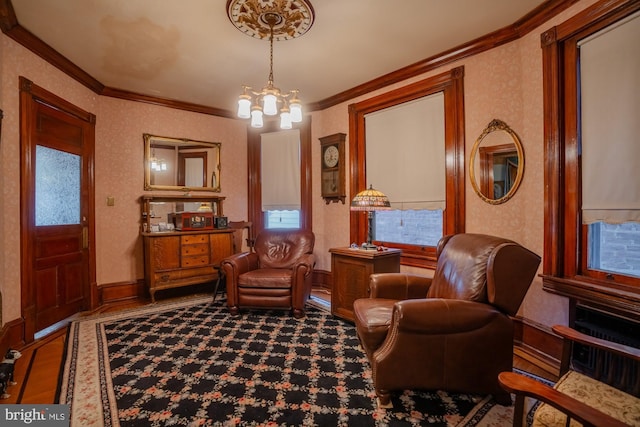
[143,230,233,301]
[330,247,401,321]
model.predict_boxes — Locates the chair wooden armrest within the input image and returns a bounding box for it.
[552,324,640,361]
[498,372,629,427]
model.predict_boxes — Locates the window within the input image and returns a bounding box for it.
[265,210,301,229]
[247,120,312,234]
[365,93,445,248]
[580,12,640,280]
[542,0,640,306]
[261,130,301,229]
[349,67,465,268]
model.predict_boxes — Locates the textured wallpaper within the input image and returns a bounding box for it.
[1,0,599,328]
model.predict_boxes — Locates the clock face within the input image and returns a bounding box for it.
[323,145,339,168]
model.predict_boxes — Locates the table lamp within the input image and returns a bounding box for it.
[350,185,391,249]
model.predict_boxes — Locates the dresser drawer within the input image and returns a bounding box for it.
[154,265,216,283]
[182,255,209,267]
[181,243,209,257]
[182,234,209,245]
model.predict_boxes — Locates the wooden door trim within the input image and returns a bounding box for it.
[19,77,97,342]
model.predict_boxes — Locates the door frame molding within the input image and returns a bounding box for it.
[19,77,97,342]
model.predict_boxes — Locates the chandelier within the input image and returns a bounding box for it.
[227,0,315,129]
[149,150,167,172]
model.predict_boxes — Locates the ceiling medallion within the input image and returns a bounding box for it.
[227,0,315,41]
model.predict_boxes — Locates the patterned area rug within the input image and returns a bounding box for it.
[57,296,542,426]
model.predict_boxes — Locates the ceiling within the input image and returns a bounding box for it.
[7,0,549,116]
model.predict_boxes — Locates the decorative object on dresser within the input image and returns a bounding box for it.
[319,132,346,204]
[329,246,401,322]
[221,229,315,318]
[353,233,541,408]
[350,185,391,249]
[140,195,233,302]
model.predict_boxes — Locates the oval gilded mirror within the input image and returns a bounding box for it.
[469,119,524,204]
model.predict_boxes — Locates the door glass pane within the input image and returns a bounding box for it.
[36,145,81,226]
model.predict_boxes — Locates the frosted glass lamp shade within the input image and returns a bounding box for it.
[237,97,251,119]
[290,101,302,122]
[263,94,278,116]
[280,111,292,129]
[251,108,264,128]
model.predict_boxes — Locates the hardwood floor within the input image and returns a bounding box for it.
[3,293,557,405]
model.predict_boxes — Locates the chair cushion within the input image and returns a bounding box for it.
[353,298,396,355]
[254,229,315,269]
[239,269,293,289]
[533,370,640,426]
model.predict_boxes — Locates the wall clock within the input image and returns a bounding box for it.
[319,133,346,204]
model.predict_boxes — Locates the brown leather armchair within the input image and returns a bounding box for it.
[221,229,315,318]
[353,233,541,408]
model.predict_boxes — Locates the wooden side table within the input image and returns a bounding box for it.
[329,247,401,322]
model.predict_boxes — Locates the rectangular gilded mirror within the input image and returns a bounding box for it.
[144,134,221,192]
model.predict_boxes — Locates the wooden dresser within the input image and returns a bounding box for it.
[142,230,233,301]
[140,194,232,302]
[329,247,401,321]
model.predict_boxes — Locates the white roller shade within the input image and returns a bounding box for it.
[365,92,445,210]
[261,130,301,211]
[580,12,640,224]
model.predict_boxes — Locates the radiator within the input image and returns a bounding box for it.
[572,306,640,396]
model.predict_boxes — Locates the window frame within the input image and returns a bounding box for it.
[541,0,640,317]
[247,119,312,236]
[348,67,466,268]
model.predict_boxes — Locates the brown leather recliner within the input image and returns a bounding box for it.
[221,229,315,318]
[353,233,541,408]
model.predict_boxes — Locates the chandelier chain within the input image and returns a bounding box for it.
[268,22,274,84]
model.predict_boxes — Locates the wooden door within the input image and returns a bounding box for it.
[20,78,96,341]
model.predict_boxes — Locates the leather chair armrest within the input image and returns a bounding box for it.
[291,253,315,276]
[369,273,432,300]
[221,252,259,277]
[392,298,505,334]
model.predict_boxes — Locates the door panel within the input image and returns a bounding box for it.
[20,77,96,341]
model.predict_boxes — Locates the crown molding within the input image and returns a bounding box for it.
[1,0,578,117]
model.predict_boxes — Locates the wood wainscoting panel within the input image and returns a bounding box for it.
[513,316,563,377]
[99,280,147,305]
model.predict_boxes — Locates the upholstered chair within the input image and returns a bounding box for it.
[353,233,541,408]
[499,324,640,427]
[221,229,315,318]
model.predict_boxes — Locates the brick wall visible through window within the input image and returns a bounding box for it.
[374,210,442,247]
[589,222,640,278]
